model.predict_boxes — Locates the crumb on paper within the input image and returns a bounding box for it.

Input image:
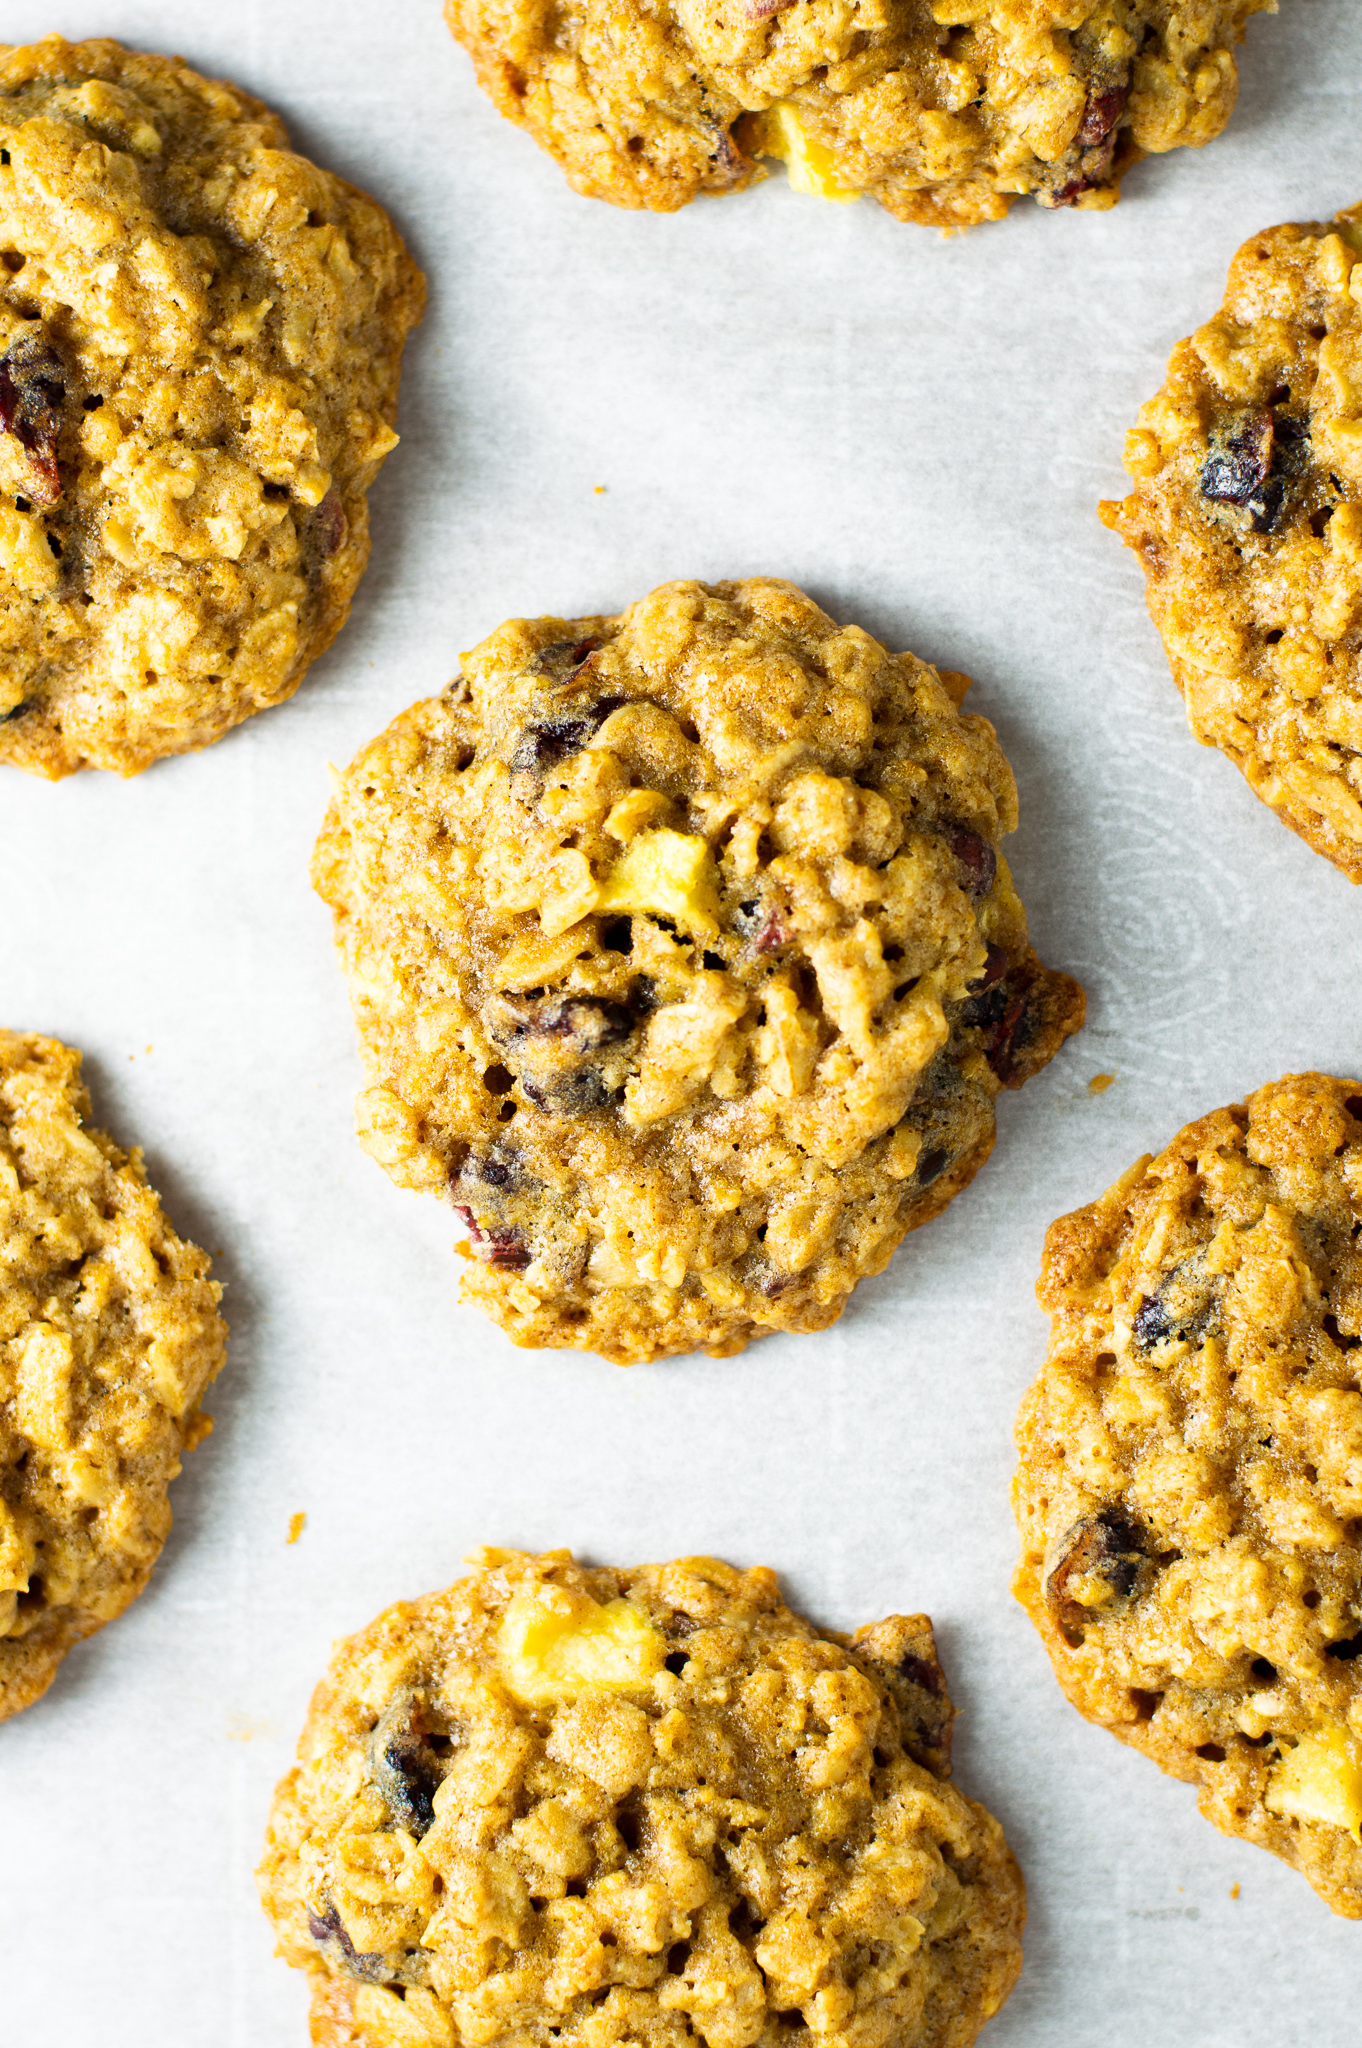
[1230,1883,1240,1899]
[287,1511,307,1545]
[227,1711,274,1742]
[594,485,606,494]
[1088,1072,1116,1094]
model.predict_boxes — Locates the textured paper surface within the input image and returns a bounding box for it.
[2,3,1360,2041]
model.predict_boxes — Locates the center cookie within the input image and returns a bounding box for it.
[314,577,1083,1363]
[258,1548,1025,2048]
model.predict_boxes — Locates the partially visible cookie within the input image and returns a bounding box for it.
[1013,1074,1362,1916]
[0,35,424,778]
[1101,204,1362,880]
[314,577,1084,1364]
[0,1029,226,1716]
[445,0,1268,227]
[259,1548,1025,2048]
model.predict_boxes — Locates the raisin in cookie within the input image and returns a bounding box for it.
[1013,1074,1362,1916]
[0,35,424,778]
[445,0,1267,227]
[0,1029,226,1717]
[259,1548,1025,2048]
[314,577,1083,1364]
[1101,205,1362,881]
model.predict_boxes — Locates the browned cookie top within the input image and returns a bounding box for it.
[259,1549,1025,2048]
[0,1029,226,1718]
[0,35,424,777]
[1102,205,1362,880]
[1014,1074,1362,1917]
[445,0,1268,227]
[314,578,1083,1363]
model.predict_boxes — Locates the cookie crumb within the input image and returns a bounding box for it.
[1230,1882,1240,1899]
[287,1512,307,1545]
[594,484,606,494]
[1088,1072,1116,1094]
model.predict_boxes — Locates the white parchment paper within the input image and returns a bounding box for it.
[1,3,1360,2041]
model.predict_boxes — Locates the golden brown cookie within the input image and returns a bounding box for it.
[259,1548,1025,2048]
[1101,204,1362,880]
[314,577,1084,1364]
[0,1029,226,1717]
[444,0,1268,227]
[0,35,424,778]
[1013,1074,1362,1916]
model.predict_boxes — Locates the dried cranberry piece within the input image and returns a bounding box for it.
[1201,408,1275,508]
[453,1203,531,1270]
[850,1614,955,1777]
[535,637,601,676]
[306,1904,390,1983]
[898,1649,942,1694]
[753,910,789,954]
[369,1695,453,1838]
[311,486,348,558]
[968,944,1008,992]
[1130,1260,1217,1353]
[483,993,637,1114]
[1078,81,1129,147]
[705,127,750,186]
[1131,1292,1174,1351]
[915,1146,950,1188]
[460,1147,521,1193]
[1046,1509,1151,1643]
[963,971,1026,1079]
[943,825,997,899]
[510,695,626,778]
[0,333,66,505]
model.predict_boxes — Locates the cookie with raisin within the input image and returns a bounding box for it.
[1102,204,1362,880]
[0,1029,226,1717]
[258,1548,1025,2048]
[444,0,1268,228]
[0,35,424,778]
[314,577,1084,1363]
[1013,1074,1362,1916]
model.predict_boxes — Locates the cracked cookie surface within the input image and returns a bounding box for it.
[0,35,424,777]
[1013,1074,1362,1916]
[0,1029,226,1717]
[1102,204,1362,880]
[314,577,1083,1363]
[259,1548,1025,2048]
[444,0,1268,228]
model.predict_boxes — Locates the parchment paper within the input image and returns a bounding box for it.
[1,3,1359,2041]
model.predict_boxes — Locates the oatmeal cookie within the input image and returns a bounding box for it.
[259,1548,1025,2048]
[1101,204,1362,881]
[1013,1073,1362,1916]
[0,1029,226,1717]
[314,577,1083,1364]
[0,35,424,778]
[444,0,1268,228]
